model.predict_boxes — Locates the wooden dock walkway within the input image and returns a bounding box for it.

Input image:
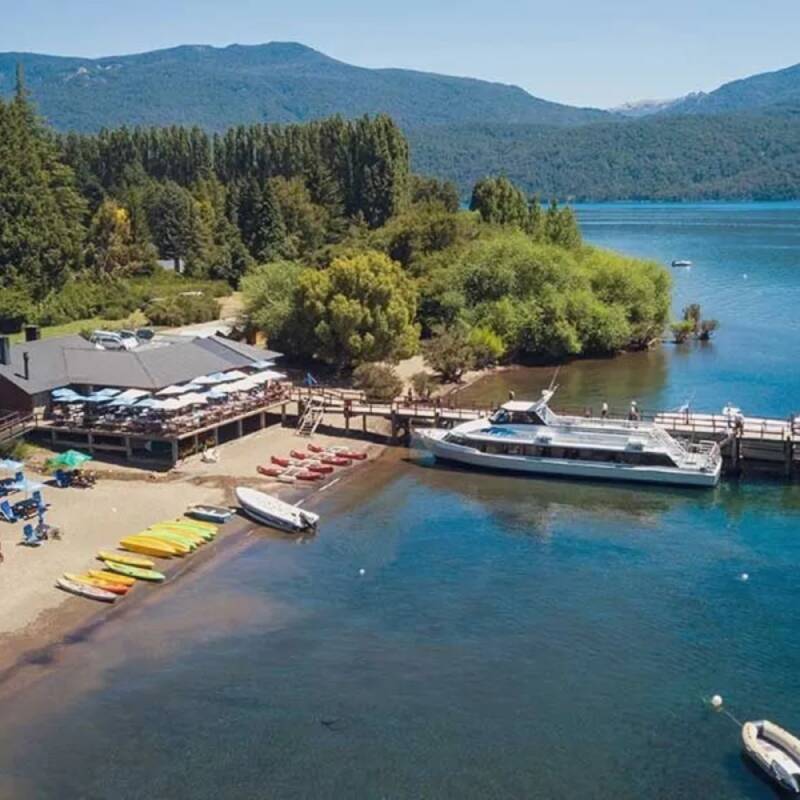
[288,388,800,477]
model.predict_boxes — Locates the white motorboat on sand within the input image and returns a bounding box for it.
[235,486,319,533]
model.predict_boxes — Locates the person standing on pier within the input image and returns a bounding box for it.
[601,402,609,420]
[628,401,640,422]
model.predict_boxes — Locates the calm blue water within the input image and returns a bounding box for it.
[2,204,800,799]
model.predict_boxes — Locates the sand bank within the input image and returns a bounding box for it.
[0,421,383,657]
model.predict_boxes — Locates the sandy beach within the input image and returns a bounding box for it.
[0,419,384,664]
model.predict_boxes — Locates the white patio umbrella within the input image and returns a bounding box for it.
[158,383,202,396]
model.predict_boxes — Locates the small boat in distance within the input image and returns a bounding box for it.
[236,486,320,533]
[671,259,692,268]
[742,720,800,794]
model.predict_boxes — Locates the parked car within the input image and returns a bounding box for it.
[90,330,137,351]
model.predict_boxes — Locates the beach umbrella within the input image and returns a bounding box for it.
[194,373,228,385]
[251,359,276,370]
[47,450,93,469]
[0,458,23,472]
[223,369,248,381]
[158,382,203,396]
[114,389,151,403]
[181,393,209,406]
[93,388,121,398]
[10,478,43,494]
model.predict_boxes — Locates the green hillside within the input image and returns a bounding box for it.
[409,112,800,200]
[0,43,609,131]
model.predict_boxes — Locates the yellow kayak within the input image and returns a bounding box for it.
[143,530,197,551]
[97,550,155,569]
[174,516,218,532]
[148,524,206,545]
[88,569,136,586]
[132,531,192,555]
[120,536,181,558]
[162,520,217,539]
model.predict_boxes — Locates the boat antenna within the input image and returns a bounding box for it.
[547,367,560,393]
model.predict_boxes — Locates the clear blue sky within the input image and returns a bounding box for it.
[2,0,799,107]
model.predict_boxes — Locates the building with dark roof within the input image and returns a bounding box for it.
[0,333,281,413]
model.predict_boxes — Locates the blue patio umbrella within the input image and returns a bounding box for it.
[94,388,121,398]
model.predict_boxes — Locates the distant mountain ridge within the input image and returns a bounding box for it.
[613,62,800,118]
[0,42,610,131]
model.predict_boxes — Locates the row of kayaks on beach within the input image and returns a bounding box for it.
[56,510,232,603]
[257,443,366,483]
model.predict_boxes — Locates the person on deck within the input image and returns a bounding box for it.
[628,401,640,422]
[601,402,609,419]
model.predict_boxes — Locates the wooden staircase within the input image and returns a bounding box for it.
[295,396,326,437]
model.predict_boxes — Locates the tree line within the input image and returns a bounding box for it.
[0,72,672,375]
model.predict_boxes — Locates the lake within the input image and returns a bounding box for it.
[1,203,800,799]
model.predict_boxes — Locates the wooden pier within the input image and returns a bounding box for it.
[288,389,800,479]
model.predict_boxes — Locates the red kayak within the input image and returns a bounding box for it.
[295,471,321,482]
[321,455,351,467]
[258,465,285,478]
[306,463,334,474]
[307,443,324,453]
[271,456,291,467]
[289,449,308,460]
[340,450,367,461]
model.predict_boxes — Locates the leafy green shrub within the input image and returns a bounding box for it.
[0,285,35,333]
[410,371,436,400]
[671,320,695,343]
[423,325,475,382]
[352,363,403,402]
[144,294,219,327]
[468,326,506,368]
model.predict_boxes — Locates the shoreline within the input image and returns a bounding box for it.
[0,421,387,696]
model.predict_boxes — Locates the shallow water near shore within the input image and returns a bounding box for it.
[2,203,800,799]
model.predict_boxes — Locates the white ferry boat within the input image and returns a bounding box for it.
[414,391,722,488]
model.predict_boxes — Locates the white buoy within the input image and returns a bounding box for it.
[740,572,749,582]
[359,568,366,576]
[711,694,723,709]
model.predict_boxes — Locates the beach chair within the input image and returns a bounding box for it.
[0,500,17,523]
[32,490,46,510]
[21,524,42,547]
[54,469,71,488]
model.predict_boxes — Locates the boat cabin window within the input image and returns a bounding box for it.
[444,432,469,446]
[489,408,546,426]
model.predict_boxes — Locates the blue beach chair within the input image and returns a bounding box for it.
[21,524,42,547]
[32,490,45,510]
[53,470,71,489]
[0,500,17,523]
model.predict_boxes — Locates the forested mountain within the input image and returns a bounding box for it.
[0,43,609,131]
[409,112,800,200]
[662,62,800,116]
[1,43,799,200]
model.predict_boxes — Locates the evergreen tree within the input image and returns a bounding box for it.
[143,180,194,267]
[236,178,287,262]
[0,68,85,296]
[469,176,528,227]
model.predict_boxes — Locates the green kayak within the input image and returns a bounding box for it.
[166,521,217,540]
[145,529,199,550]
[104,560,165,582]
